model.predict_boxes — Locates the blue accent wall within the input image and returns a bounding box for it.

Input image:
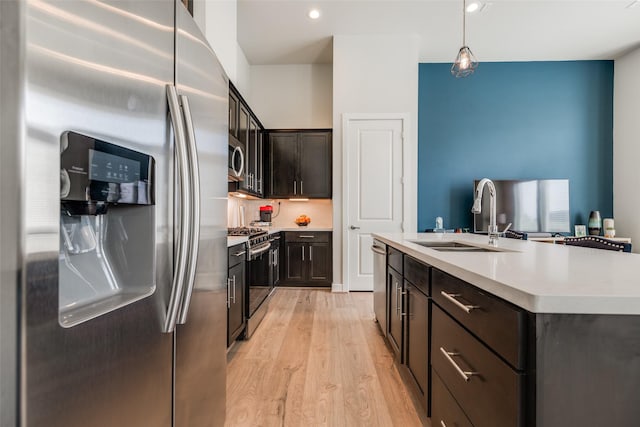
[418,61,613,232]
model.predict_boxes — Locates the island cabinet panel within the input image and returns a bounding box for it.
[404,281,429,412]
[431,371,473,427]
[387,266,403,360]
[387,245,403,274]
[432,304,525,427]
[535,313,640,427]
[432,268,528,370]
[404,255,430,295]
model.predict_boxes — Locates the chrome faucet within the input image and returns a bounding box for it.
[472,178,499,246]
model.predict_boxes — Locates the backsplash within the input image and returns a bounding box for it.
[228,197,333,229]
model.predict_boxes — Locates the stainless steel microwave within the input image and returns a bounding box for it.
[228,135,244,182]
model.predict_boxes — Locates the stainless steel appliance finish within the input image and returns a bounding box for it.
[0,1,227,426]
[473,179,570,234]
[372,240,387,336]
[227,227,275,338]
[173,4,228,425]
[228,134,245,181]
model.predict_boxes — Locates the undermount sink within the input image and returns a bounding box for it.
[410,241,513,253]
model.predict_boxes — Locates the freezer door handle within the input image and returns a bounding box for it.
[177,94,201,325]
[164,84,192,333]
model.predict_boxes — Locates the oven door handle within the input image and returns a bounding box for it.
[249,242,271,258]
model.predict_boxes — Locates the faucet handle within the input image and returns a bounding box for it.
[500,223,512,234]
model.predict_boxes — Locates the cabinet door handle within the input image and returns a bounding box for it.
[302,246,305,261]
[232,276,237,303]
[226,278,231,308]
[293,180,297,195]
[440,291,479,314]
[395,281,400,315]
[439,347,478,382]
[309,246,313,261]
[300,180,303,195]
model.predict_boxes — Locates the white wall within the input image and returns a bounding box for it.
[202,0,237,79]
[193,0,251,97]
[228,197,333,229]
[235,45,251,96]
[249,65,333,128]
[613,47,640,253]
[332,34,419,289]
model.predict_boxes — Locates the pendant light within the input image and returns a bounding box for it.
[451,0,479,78]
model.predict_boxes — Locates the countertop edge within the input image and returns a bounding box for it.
[373,233,640,315]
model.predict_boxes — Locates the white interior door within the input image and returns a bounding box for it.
[344,116,404,291]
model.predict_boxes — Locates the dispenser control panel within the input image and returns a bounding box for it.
[61,131,155,207]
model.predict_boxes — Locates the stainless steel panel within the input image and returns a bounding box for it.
[245,291,272,339]
[372,240,387,336]
[0,2,25,425]
[22,1,175,425]
[174,3,228,426]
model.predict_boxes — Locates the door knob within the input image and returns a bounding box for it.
[350,225,360,230]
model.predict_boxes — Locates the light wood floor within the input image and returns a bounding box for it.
[226,288,426,427]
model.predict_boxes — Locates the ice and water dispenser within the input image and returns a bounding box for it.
[59,131,155,327]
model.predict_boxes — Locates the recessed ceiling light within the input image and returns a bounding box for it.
[466,1,482,13]
[308,9,320,19]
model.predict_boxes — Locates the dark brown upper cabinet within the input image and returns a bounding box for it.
[266,130,332,199]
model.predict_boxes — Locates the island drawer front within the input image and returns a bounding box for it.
[432,268,527,370]
[404,256,430,296]
[432,305,524,427]
[228,243,247,268]
[432,370,474,427]
[284,231,330,243]
[387,246,403,274]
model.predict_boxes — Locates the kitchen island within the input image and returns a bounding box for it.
[373,232,640,427]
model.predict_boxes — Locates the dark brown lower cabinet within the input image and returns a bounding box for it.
[387,266,403,360]
[431,371,473,427]
[432,304,523,427]
[404,282,429,412]
[281,231,332,286]
[227,244,246,346]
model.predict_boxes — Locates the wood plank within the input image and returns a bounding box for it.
[226,289,425,427]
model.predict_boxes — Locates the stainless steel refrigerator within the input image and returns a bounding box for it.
[0,1,228,426]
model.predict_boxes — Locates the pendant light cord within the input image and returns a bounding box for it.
[462,0,466,46]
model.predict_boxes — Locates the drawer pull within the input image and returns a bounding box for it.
[440,421,447,427]
[440,290,478,313]
[439,347,478,382]
[232,250,246,257]
[299,235,315,238]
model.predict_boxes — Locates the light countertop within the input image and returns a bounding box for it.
[227,236,248,247]
[373,232,640,315]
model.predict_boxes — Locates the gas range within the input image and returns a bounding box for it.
[227,227,267,238]
[227,227,271,258]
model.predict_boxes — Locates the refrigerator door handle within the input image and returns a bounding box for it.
[177,94,201,324]
[164,84,192,333]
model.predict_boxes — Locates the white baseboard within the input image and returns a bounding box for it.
[331,283,347,293]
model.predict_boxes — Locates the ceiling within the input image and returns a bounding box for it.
[237,0,640,65]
